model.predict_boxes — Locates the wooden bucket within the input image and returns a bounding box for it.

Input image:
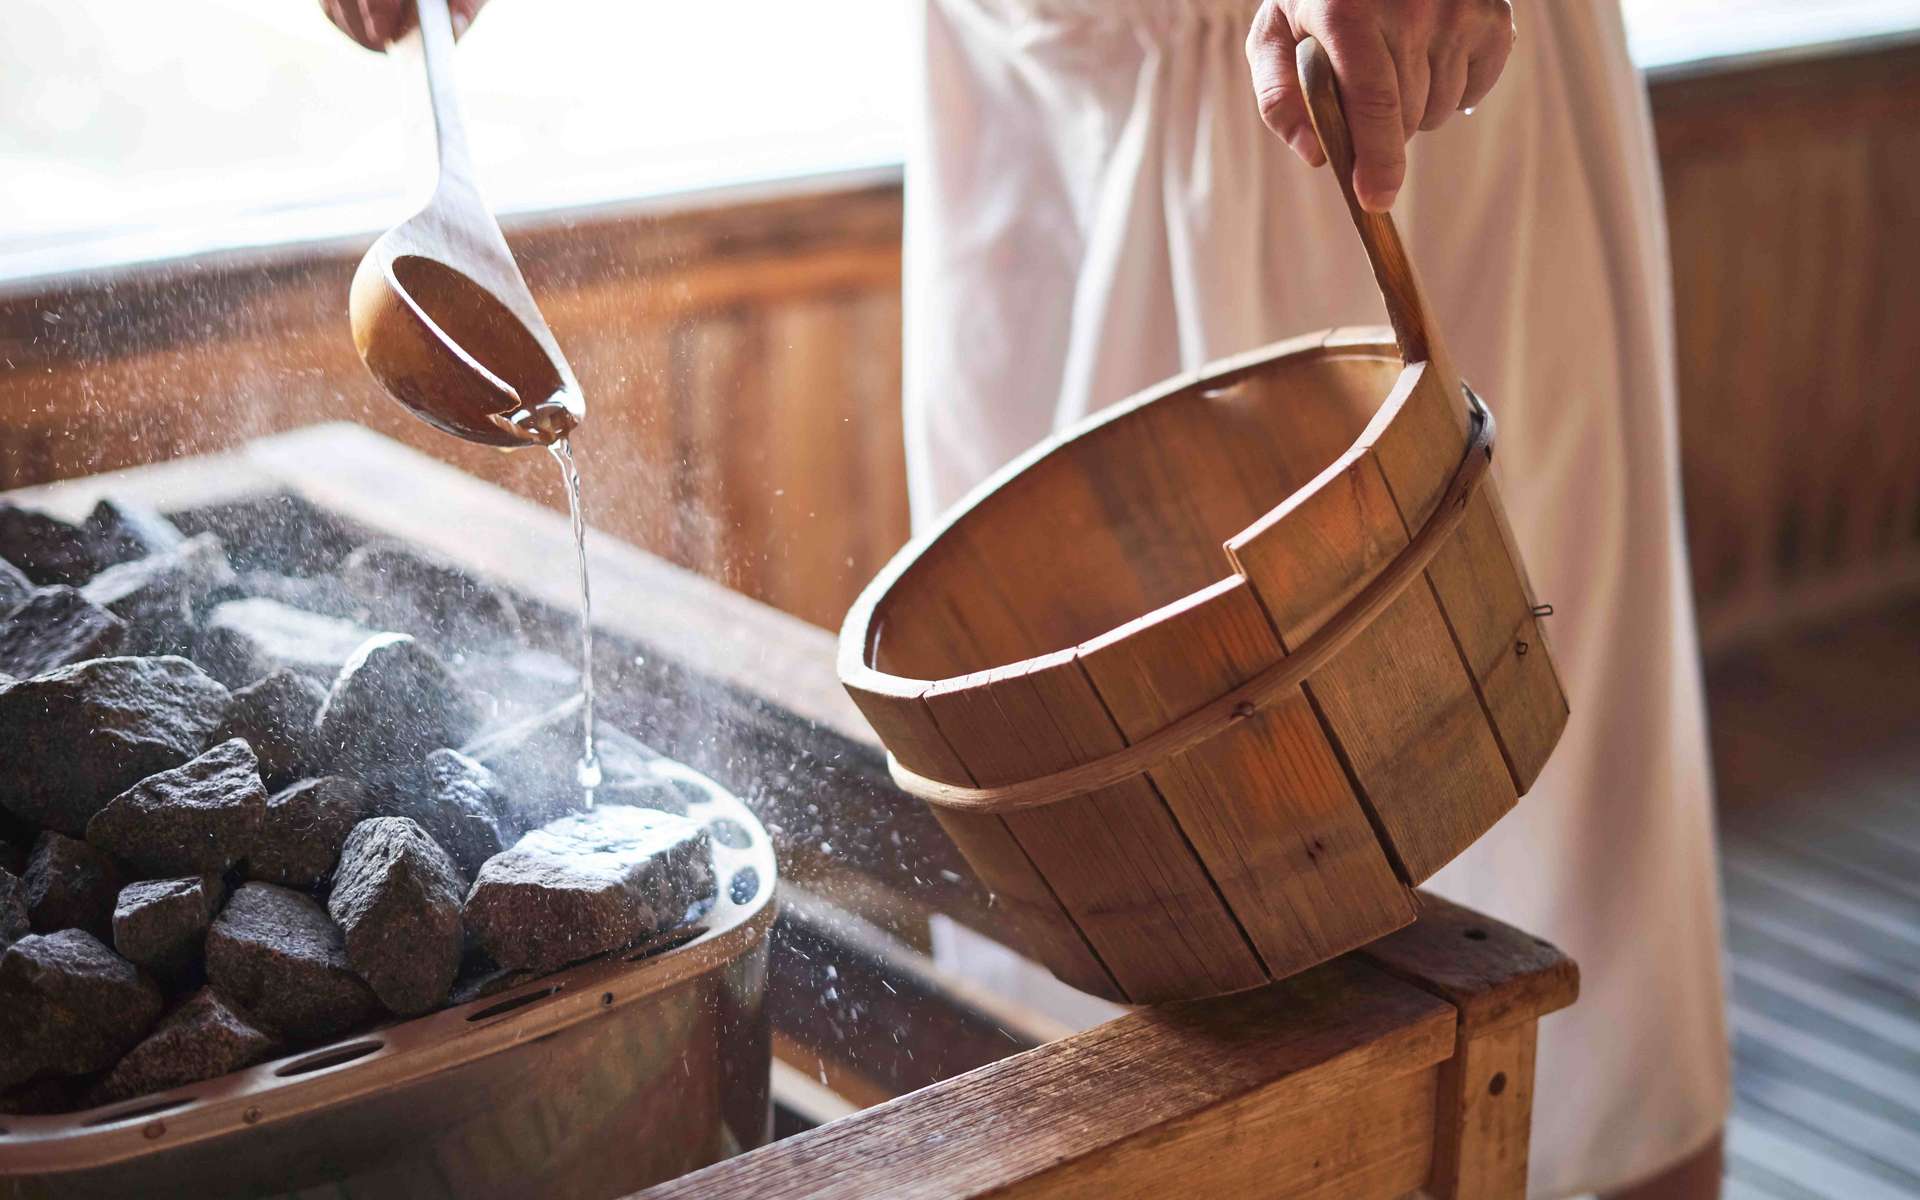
[838,40,1568,1004]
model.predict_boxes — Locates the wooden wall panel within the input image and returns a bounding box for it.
[1651,37,1920,651]
[3,38,1917,650]
[0,173,908,633]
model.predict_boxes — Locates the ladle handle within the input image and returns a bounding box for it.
[1296,36,1455,383]
[414,0,477,187]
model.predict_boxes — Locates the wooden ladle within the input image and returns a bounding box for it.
[348,0,583,448]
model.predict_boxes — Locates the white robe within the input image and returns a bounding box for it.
[905,1,1730,1194]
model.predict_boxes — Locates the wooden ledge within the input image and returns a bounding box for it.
[635,957,1457,1199]
[1356,891,1580,1041]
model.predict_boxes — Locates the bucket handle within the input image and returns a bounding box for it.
[1296,36,1459,389]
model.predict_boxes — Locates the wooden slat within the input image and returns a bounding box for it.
[1356,891,1580,1040]
[1361,363,1566,794]
[924,653,1269,1002]
[1426,1023,1538,1200]
[841,675,1122,1001]
[1076,578,1416,980]
[767,887,1064,1103]
[631,957,1457,1200]
[1228,449,1516,882]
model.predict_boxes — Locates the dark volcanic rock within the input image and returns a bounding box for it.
[205,882,377,1042]
[313,634,479,778]
[249,776,368,889]
[0,504,97,587]
[83,498,187,569]
[465,806,715,974]
[211,570,367,621]
[371,750,505,879]
[448,959,537,1006]
[0,1073,97,1115]
[0,557,33,612]
[196,597,377,689]
[93,987,277,1104]
[338,540,523,651]
[1,868,29,950]
[87,739,267,876]
[81,533,236,655]
[0,586,126,677]
[0,930,163,1088]
[459,648,581,728]
[0,656,231,835]
[328,818,465,1015]
[170,492,364,577]
[113,874,224,984]
[462,700,683,837]
[23,832,124,941]
[209,668,327,786]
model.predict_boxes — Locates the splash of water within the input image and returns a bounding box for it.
[549,435,601,805]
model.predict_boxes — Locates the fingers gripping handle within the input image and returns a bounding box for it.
[1295,36,1453,380]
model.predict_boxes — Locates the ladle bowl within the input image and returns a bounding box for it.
[347,0,583,449]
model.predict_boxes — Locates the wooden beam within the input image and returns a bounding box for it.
[1357,892,1580,1199]
[766,886,1064,1103]
[632,957,1455,1200]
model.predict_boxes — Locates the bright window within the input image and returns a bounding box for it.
[0,1,911,281]
[3,1,1915,282]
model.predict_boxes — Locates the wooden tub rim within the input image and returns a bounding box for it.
[839,328,1497,811]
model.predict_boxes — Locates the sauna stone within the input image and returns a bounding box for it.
[94,987,277,1104]
[197,597,379,689]
[211,668,328,786]
[83,497,187,568]
[464,701,684,837]
[81,532,236,655]
[0,586,126,678]
[339,539,523,650]
[249,776,369,889]
[170,492,363,578]
[87,739,268,877]
[313,634,479,779]
[465,806,715,975]
[375,749,506,879]
[0,655,231,835]
[1,868,29,950]
[0,556,31,611]
[205,882,377,1042]
[214,569,367,621]
[328,818,466,1015]
[448,959,537,1005]
[0,504,97,588]
[0,930,164,1089]
[113,874,224,984]
[22,832,124,942]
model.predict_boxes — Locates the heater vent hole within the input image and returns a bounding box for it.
[707,818,752,849]
[276,1040,384,1077]
[729,867,761,905]
[82,1097,195,1127]
[467,986,560,1022]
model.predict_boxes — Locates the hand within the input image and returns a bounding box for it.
[321,0,489,50]
[1246,0,1515,212]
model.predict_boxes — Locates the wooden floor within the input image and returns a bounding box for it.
[1707,597,1920,1199]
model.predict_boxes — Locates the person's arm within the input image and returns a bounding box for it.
[320,0,489,50]
[1245,0,1515,211]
